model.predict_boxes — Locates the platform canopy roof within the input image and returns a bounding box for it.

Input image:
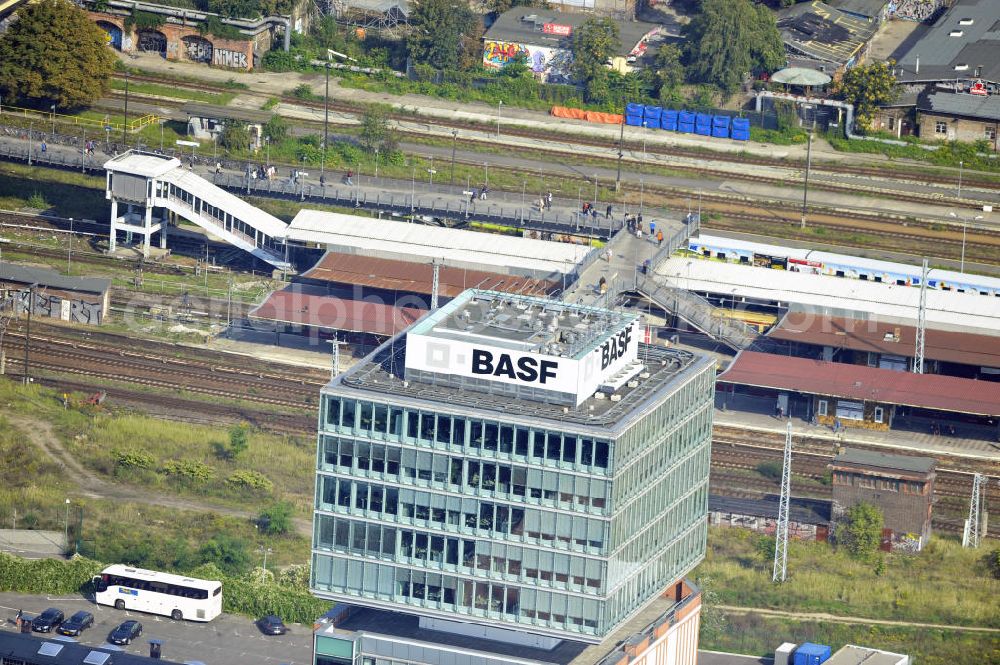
[249,285,425,336]
[771,67,832,86]
[718,351,1000,417]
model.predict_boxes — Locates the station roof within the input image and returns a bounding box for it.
[285,210,589,276]
[655,256,1000,332]
[249,284,425,336]
[767,313,1000,368]
[831,448,936,476]
[0,263,110,295]
[894,0,1000,84]
[917,89,1000,122]
[0,631,183,665]
[302,252,558,297]
[104,150,180,178]
[484,10,664,54]
[159,167,288,239]
[777,0,877,66]
[718,351,1000,417]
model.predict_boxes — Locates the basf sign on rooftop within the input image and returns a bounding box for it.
[404,318,641,407]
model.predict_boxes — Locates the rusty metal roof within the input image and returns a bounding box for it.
[301,252,558,298]
[249,284,425,336]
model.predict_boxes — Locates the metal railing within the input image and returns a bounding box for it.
[0,106,157,133]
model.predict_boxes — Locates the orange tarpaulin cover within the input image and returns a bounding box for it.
[551,106,623,125]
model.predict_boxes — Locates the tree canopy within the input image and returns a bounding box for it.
[835,60,898,131]
[836,501,884,560]
[407,0,482,70]
[571,17,621,85]
[0,0,117,109]
[682,0,785,93]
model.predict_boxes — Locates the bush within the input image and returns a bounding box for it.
[197,535,251,576]
[226,470,273,493]
[258,501,294,535]
[226,423,250,459]
[261,50,300,73]
[985,548,1000,579]
[836,501,884,561]
[113,448,155,470]
[161,459,215,483]
[0,552,102,595]
[755,460,783,481]
[26,192,48,209]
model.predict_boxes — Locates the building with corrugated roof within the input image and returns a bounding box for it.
[0,264,110,325]
[915,89,999,148]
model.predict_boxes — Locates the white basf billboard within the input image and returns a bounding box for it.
[405,320,640,406]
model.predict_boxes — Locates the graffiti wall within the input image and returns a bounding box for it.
[482,40,572,82]
[182,35,213,63]
[4,290,104,325]
[97,20,122,49]
[213,48,249,69]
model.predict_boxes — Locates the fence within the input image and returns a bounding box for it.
[0,105,158,133]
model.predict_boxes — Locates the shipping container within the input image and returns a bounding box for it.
[793,643,831,665]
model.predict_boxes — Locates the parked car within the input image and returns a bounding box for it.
[108,620,142,645]
[57,611,95,637]
[256,615,287,635]
[31,608,64,633]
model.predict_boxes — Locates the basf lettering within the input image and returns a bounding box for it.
[600,326,633,370]
[472,349,558,384]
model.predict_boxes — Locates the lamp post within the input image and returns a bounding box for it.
[265,137,270,167]
[67,218,73,274]
[256,545,272,582]
[484,162,489,189]
[450,130,458,185]
[496,100,502,139]
[949,212,983,273]
[641,121,647,175]
[322,62,330,178]
[122,72,129,146]
[50,105,56,139]
[27,120,33,166]
[63,498,71,554]
[374,148,379,179]
[957,160,964,200]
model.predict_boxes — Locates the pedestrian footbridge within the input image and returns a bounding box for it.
[104,151,292,271]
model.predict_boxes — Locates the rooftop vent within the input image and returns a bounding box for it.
[958,18,973,25]
[954,64,969,71]
[949,30,963,37]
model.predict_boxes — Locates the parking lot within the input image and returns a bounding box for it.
[0,592,312,664]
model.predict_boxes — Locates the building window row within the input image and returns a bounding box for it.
[312,555,603,635]
[315,514,606,594]
[320,438,608,513]
[322,396,611,472]
[317,476,607,553]
[610,485,707,570]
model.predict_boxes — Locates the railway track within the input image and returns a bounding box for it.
[113,72,1000,197]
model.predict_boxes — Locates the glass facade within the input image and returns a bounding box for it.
[311,360,714,641]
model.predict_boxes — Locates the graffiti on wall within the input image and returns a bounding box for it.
[213,48,249,69]
[97,21,122,49]
[182,36,214,63]
[137,29,167,53]
[6,291,103,325]
[482,41,572,82]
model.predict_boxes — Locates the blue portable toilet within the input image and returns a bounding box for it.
[695,113,712,136]
[661,110,679,131]
[711,115,730,138]
[731,117,751,141]
[793,643,832,665]
[678,110,696,133]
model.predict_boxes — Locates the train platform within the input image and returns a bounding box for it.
[714,393,1000,462]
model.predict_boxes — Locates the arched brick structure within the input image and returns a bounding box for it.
[96,20,123,49]
[181,35,213,63]
[136,29,167,55]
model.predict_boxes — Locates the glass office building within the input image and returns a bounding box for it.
[311,290,715,643]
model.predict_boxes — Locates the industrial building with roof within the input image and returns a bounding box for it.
[776,0,878,75]
[310,288,715,664]
[830,448,936,550]
[914,88,999,148]
[0,264,111,325]
[482,9,666,82]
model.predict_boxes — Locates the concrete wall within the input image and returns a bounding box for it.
[917,111,999,150]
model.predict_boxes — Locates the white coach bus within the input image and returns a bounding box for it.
[93,564,223,622]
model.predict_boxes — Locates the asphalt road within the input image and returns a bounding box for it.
[0,592,312,664]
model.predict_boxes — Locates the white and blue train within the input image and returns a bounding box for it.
[686,234,1000,298]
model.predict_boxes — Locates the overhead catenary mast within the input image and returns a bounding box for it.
[772,421,793,583]
[913,258,928,374]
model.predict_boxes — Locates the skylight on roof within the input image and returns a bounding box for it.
[958,18,974,25]
[84,651,112,665]
[954,64,969,70]
[37,642,64,657]
[950,30,963,36]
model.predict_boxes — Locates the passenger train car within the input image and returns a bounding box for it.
[687,234,1000,298]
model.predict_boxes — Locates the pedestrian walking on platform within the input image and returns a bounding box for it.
[606,204,612,219]
[546,191,553,208]
[41,141,47,153]
[657,230,664,247]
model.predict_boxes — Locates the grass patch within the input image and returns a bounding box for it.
[110,79,236,105]
[828,133,999,172]
[695,526,999,628]
[0,163,108,218]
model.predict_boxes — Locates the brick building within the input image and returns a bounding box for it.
[830,449,935,551]
[915,90,999,150]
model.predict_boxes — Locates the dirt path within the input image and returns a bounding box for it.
[5,415,311,537]
[718,605,1000,634]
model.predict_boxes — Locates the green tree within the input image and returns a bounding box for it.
[263,115,288,142]
[258,501,294,536]
[483,0,540,14]
[651,43,685,97]
[197,535,251,575]
[682,0,785,93]
[571,17,621,85]
[407,0,482,71]
[226,423,250,459]
[0,0,116,109]
[501,52,532,79]
[984,548,1000,580]
[836,501,884,560]
[835,60,898,131]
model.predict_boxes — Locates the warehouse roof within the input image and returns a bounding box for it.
[718,351,1000,417]
[302,253,558,297]
[285,210,588,276]
[484,9,665,55]
[826,0,887,20]
[894,0,1000,84]
[0,263,110,295]
[767,313,1000,369]
[249,284,425,336]
[917,89,1000,122]
[777,0,877,66]
[0,631,183,665]
[831,448,936,476]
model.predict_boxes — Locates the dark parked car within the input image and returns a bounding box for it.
[108,620,142,645]
[31,608,64,633]
[256,615,287,635]
[57,611,95,637]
